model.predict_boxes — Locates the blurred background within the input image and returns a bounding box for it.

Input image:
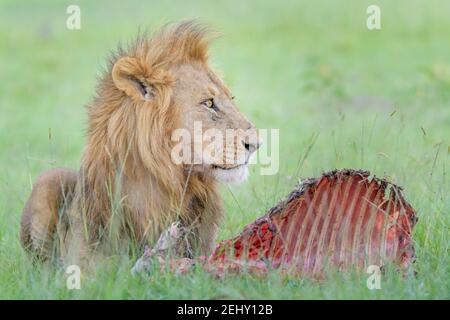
[0,0,448,299]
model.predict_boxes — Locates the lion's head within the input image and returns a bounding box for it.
[79,21,260,250]
[106,22,260,185]
[169,60,261,184]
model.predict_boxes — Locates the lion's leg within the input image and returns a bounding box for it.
[20,168,77,261]
[178,213,221,257]
[190,197,223,256]
[192,217,219,256]
[61,189,96,269]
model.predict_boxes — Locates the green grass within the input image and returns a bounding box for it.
[0,0,448,299]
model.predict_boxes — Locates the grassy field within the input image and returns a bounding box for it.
[0,0,448,299]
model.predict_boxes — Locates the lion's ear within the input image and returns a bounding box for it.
[112,57,153,101]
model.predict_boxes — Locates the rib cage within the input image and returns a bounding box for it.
[208,169,417,274]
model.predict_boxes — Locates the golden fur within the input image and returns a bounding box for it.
[20,21,260,265]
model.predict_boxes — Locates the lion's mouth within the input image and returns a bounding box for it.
[211,164,245,171]
[210,163,249,184]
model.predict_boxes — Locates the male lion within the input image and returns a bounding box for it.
[20,22,261,266]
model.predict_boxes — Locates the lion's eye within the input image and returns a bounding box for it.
[202,99,215,109]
